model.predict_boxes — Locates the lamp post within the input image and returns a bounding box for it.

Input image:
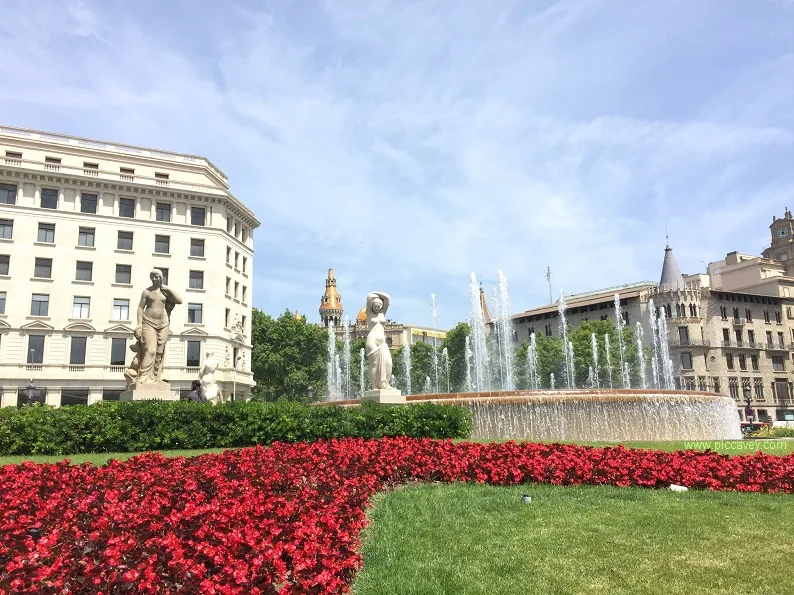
[26,348,37,406]
[232,352,242,402]
[743,385,753,434]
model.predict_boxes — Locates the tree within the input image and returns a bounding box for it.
[442,322,470,392]
[408,341,434,393]
[250,309,328,403]
[568,318,640,388]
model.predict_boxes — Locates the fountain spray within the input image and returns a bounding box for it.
[464,335,473,392]
[614,294,628,388]
[342,317,351,399]
[558,290,574,389]
[326,321,339,400]
[468,273,490,391]
[604,333,613,389]
[590,333,600,388]
[403,344,412,396]
[430,293,440,394]
[495,270,516,390]
[441,347,450,393]
[359,347,366,396]
[635,321,646,389]
[648,299,661,389]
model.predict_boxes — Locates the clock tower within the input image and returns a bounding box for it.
[762,208,794,273]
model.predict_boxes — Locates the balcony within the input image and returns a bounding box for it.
[669,339,711,348]
[765,343,794,352]
[669,315,701,324]
[720,341,764,350]
[732,318,747,327]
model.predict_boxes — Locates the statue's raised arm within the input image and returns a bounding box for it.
[366,291,390,318]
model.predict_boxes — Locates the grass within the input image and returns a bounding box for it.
[0,439,791,466]
[353,482,794,595]
[0,448,229,466]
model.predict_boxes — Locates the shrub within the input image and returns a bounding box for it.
[0,400,471,455]
[750,425,794,438]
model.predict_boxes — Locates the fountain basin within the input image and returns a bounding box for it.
[316,389,743,442]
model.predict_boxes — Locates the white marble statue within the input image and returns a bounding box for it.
[130,269,182,387]
[365,291,394,390]
[199,351,220,403]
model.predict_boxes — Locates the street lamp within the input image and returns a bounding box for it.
[26,381,37,406]
[742,385,753,433]
[307,386,314,401]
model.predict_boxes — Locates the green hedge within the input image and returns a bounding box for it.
[0,400,472,456]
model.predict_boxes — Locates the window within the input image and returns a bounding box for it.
[45,156,61,165]
[78,227,95,247]
[115,264,131,284]
[110,338,127,366]
[28,335,45,363]
[726,354,734,370]
[75,261,93,282]
[720,305,727,320]
[722,328,730,343]
[0,291,5,314]
[37,223,55,243]
[754,379,765,401]
[72,296,90,318]
[734,329,742,345]
[242,286,247,303]
[732,307,739,321]
[120,167,135,177]
[190,238,204,257]
[225,308,230,328]
[61,389,89,407]
[186,341,201,367]
[155,172,169,181]
[728,377,739,400]
[113,299,130,321]
[241,315,247,332]
[234,252,239,269]
[772,355,786,372]
[30,294,49,316]
[775,311,782,324]
[117,231,133,250]
[154,235,170,254]
[187,303,202,323]
[767,331,773,346]
[751,355,759,371]
[189,270,204,289]
[155,202,171,222]
[226,246,231,263]
[680,353,693,370]
[748,329,755,345]
[158,267,169,285]
[41,188,58,209]
[234,281,239,299]
[80,193,97,214]
[0,254,8,275]
[738,354,746,371]
[242,257,247,273]
[745,308,753,322]
[0,219,13,239]
[764,310,770,323]
[70,336,87,365]
[225,277,231,295]
[779,332,785,348]
[0,183,17,205]
[191,206,206,226]
[713,378,720,394]
[102,390,122,401]
[34,257,52,278]
[83,161,98,170]
[119,198,135,218]
[678,327,689,344]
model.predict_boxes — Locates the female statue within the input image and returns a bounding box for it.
[199,351,220,404]
[365,292,393,390]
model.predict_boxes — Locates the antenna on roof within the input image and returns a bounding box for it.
[665,222,669,248]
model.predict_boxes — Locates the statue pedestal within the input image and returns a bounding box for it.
[120,383,178,402]
[362,388,405,405]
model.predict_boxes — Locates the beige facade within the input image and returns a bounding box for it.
[0,125,259,406]
[509,214,794,424]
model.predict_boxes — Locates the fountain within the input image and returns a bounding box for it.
[614,294,628,388]
[649,299,661,389]
[317,269,742,441]
[558,290,574,389]
[326,322,342,400]
[494,270,516,390]
[468,273,490,391]
[342,317,352,399]
[359,347,365,396]
[441,347,450,393]
[635,321,646,389]
[402,344,412,396]
[430,294,440,394]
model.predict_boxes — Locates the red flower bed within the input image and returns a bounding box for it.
[1,439,792,594]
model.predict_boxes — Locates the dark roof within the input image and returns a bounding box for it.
[659,245,685,292]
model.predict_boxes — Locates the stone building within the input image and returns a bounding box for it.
[510,214,794,423]
[316,268,446,348]
[0,125,259,405]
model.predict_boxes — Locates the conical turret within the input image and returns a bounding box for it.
[658,243,685,292]
[479,283,491,324]
[319,268,343,327]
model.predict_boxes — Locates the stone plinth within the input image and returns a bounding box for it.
[120,383,178,402]
[362,388,405,405]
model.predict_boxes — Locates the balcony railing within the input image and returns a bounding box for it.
[732,318,747,326]
[0,363,253,380]
[720,341,764,349]
[765,343,794,351]
[669,339,711,347]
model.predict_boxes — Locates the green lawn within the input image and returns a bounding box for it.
[353,483,794,595]
[0,448,229,466]
[1,439,791,466]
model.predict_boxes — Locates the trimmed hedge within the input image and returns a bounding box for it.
[0,400,472,456]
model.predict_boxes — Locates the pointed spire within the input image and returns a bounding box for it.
[659,243,685,292]
[479,282,491,323]
[319,268,343,326]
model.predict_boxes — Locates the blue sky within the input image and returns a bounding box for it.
[1,0,793,329]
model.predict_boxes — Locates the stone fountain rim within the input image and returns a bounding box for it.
[314,389,730,407]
